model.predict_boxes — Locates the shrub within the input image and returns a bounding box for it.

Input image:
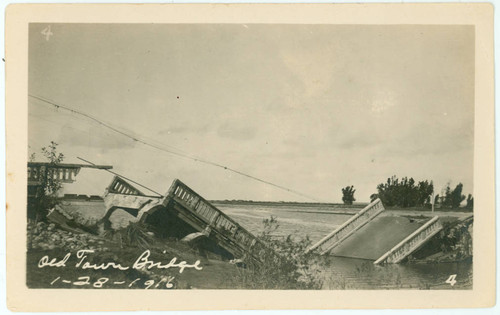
[231,216,323,289]
[30,142,65,222]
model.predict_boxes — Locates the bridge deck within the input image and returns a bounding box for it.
[330,215,425,260]
[307,198,385,255]
[374,216,443,264]
[102,176,268,264]
[308,197,443,264]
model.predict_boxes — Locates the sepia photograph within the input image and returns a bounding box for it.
[5,3,495,311]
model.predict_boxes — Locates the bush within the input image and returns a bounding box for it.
[30,142,65,222]
[231,216,323,289]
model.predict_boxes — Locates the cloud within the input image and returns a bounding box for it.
[57,124,136,150]
[158,123,210,135]
[369,89,397,114]
[217,122,256,141]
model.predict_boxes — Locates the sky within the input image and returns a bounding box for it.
[28,24,474,202]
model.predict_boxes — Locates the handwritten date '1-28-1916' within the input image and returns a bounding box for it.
[37,249,203,289]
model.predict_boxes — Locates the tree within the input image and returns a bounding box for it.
[417,180,434,206]
[434,194,440,206]
[466,194,474,210]
[451,183,466,208]
[32,141,65,222]
[444,183,466,209]
[374,175,433,208]
[42,141,64,164]
[442,184,452,207]
[342,185,356,205]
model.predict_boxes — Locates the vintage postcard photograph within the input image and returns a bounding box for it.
[5,3,495,311]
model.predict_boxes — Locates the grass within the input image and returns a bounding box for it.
[223,216,324,289]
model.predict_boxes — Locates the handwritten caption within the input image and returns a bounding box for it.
[50,275,176,289]
[38,249,203,289]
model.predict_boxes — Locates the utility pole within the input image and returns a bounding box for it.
[431,191,435,213]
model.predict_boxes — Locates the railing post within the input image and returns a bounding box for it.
[166,179,180,197]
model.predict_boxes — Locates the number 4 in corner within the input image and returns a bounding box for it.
[445,274,457,286]
[41,25,53,41]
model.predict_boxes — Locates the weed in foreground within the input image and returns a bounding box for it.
[228,216,324,289]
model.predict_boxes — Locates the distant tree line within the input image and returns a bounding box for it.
[369,176,433,207]
[435,182,473,210]
[361,175,474,210]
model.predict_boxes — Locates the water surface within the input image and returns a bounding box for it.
[63,201,473,289]
[218,203,472,290]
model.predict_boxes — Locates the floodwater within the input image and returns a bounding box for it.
[217,203,473,290]
[63,201,473,290]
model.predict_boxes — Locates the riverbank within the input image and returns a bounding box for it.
[27,200,473,290]
[26,219,325,290]
[212,201,473,219]
[27,218,472,290]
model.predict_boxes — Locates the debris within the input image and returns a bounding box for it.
[101,176,274,265]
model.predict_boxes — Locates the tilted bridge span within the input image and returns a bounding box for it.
[101,176,270,265]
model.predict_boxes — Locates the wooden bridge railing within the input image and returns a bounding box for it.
[374,216,443,265]
[28,164,80,185]
[101,176,275,263]
[28,162,112,186]
[307,198,385,255]
[106,176,145,196]
[167,179,265,256]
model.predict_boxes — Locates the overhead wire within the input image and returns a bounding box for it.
[29,111,164,195]
[77,157,162,196]
[28,94,324,202]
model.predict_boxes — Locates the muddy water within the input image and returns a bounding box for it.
[63,201,473,289]
[218,204,472,290]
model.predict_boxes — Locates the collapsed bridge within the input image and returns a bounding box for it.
[101,176,444,266]
[307,199,444,264]
[100,176,270,265]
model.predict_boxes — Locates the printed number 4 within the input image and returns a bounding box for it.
[41,26,53,41]
[446,274,457,286]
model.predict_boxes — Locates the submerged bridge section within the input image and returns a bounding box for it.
[374,216,443,265]
[308,198,444,264]
[307,199,385,255]
[101,176,269,264]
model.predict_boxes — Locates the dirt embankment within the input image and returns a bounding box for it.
[410,217,473,264]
